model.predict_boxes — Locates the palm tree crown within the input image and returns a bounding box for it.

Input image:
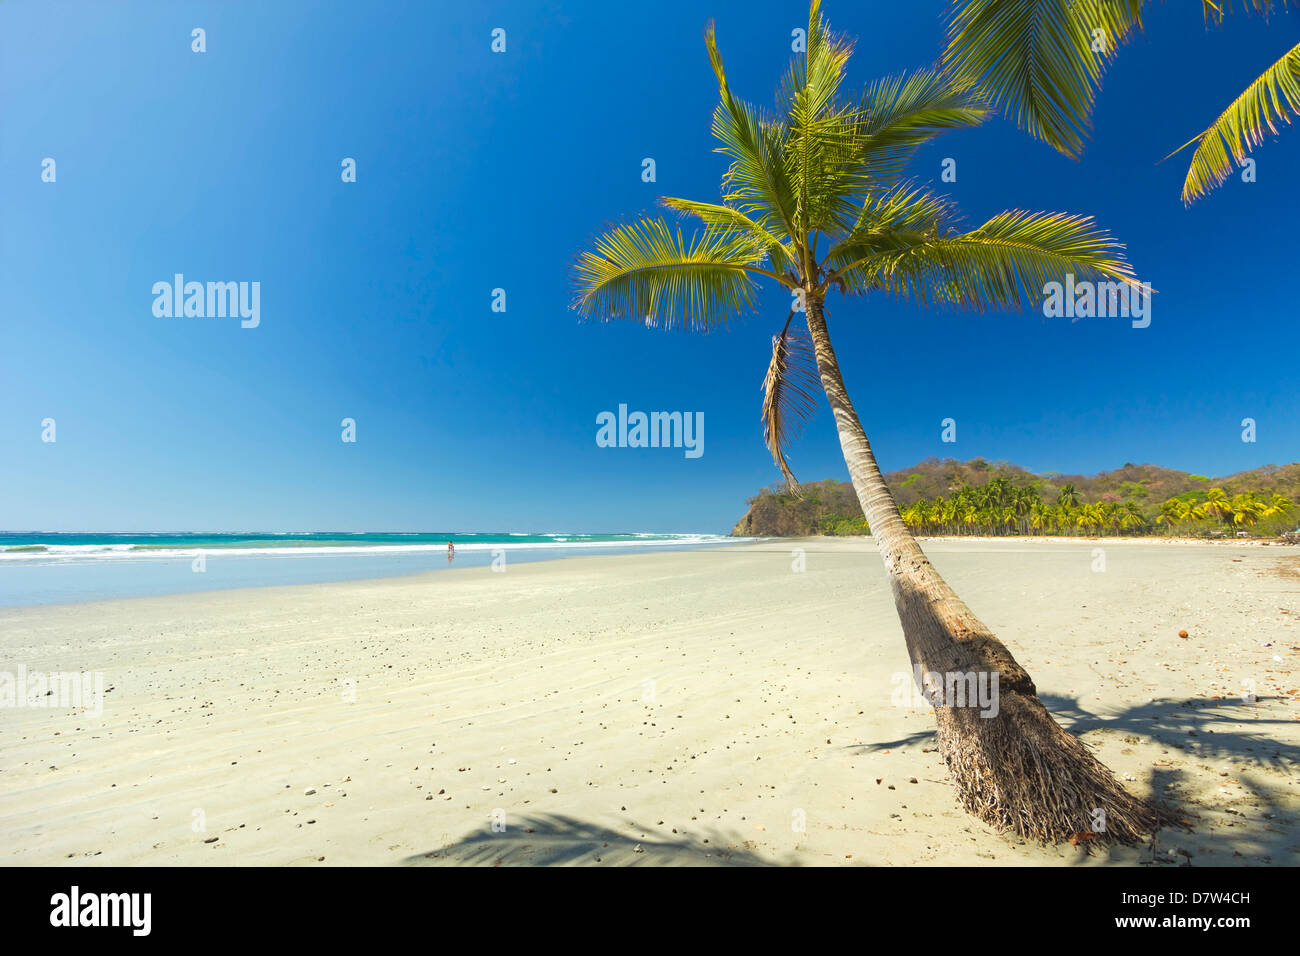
[574,0,1138,484]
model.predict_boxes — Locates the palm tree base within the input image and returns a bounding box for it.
[934,691,1181,845]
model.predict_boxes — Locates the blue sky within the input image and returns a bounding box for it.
[3,0,1298,533]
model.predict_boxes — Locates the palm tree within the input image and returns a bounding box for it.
[1230,492,1265,528]
[1077,502,1102,537]
[1120,501,1145,534]
[1047,503,1067,534]
[1156,498,1184,534]
[943,0,1300,203]
[1201,487,1233,524]
[1264,492,1293,518]
[941,496,959,536]
[1029,502,1047,535]
[1000,505,1019,534]
[573,1,1166,843]
[1057,482,1080,508]
[902,502,925,533]
[985,477,1012,510]
[1106,502,1123,534]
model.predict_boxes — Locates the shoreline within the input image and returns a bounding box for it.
[3,532,1290,615]
[0,538,750,610]
[2,538,1295,866]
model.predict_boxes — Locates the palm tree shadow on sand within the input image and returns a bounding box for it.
[850,693,1299,864]
[408,697,1295,866]
[1044,693,1299,864]
[402,815,797,867]
[1038,693,1298,767]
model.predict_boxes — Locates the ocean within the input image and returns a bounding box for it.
[0,531,737,607]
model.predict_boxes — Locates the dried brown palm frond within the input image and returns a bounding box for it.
[761,310,820,490]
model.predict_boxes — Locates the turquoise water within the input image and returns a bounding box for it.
[0,531,711,553]
[0,531,735,607]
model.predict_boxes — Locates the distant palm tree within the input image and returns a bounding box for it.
[1230,492,1265,528]
[941,497,959,534]
[943,0,1300,203]
[902,503,920,531]
[1120,501,1145,533]
[984,477,1012,509]
[1264,492,1294,517]
[573,0,1164,843]
[1000,505,1018,533]
[1057,482,1080,508]
[1029,503,1047,534]
[1201,487,1233,524]
[1053,502,1072,533]
[1077,502,1102,536]
[1156,499,1184,533]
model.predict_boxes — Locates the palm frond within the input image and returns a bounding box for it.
[659,196,797,277]
[573,218,764,331]
[761,312,820,488]
[705,22,802,248]
[1202,1,1290,24]
[829,209,1139,310]
[780,0,854,126]
[779,0,867,243]
[842,182,964,251]
[943,0,1143,159]
[1173,38,1300,203]
[830,184,965,288]
[855,68,990,185]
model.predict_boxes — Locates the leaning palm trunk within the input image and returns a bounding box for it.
[805,297,1166,842]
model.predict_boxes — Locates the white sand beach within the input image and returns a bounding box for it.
[1,538,1296,866]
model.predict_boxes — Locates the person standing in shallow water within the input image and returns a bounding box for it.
[447,541,454,562]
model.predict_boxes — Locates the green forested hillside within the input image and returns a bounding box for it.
[731,459,1300,537]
